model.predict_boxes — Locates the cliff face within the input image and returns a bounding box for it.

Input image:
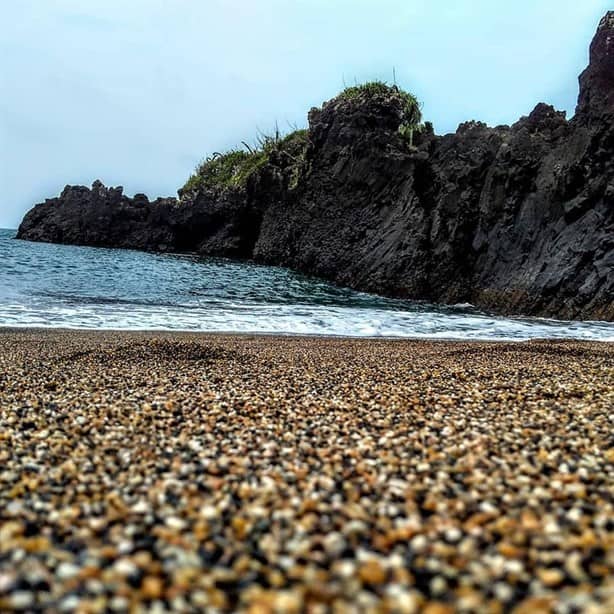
[17,13,614,320]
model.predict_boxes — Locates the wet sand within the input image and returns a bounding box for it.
[0,329,612,612]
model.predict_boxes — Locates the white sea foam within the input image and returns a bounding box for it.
[1,300,612,341]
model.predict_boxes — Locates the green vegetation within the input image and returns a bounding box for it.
[268,129,309,190]
[339,81,423,146]
[180,82,422,198]
[180,128,309,197]
[338,80,397,100]
[180,149,267,196]
[269,129,309,161]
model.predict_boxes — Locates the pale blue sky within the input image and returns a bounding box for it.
[0,0,610,228]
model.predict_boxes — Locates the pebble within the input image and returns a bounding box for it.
[410,535,428,553]
[444,527,462,543]
[113,558,138,577]
[323,532,346,556]
[141,576,163,600]
[109,596,129,611]
[58,595,81,612]
[9,591,34,610]
[429,576,447,596]
[0,573,16,593]
[56,562,79,580]
[165,516,186,531]
[358,559,387,585]
[537,568,565,587]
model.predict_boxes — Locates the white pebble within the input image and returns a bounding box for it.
[165,516,186,531]
[113,558,138,577]
[56,562,79,580]
[445,527,462,543]
[10,591,34,610]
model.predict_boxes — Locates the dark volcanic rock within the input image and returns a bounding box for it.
[577,11,614,118]
[17,179,267,258]
[17,14,614,321]
[17,180,178,251]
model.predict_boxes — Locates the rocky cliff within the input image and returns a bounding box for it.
[17,13,614,320]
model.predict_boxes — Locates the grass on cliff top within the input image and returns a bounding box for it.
[272,129,309,160]
[180,82,421,197]
[182,150,267,195]
[180,129,309,197]
[339,81,423,143]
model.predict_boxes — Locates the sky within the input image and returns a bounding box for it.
[0,0,610,229]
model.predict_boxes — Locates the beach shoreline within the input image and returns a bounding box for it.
[1,329,612,611]
[1,326,613,343]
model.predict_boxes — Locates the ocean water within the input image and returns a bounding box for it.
[1,229,612,340]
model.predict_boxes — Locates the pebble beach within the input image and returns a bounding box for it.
[0,329,612,613]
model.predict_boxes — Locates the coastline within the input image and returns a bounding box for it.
[1,324,613,343]
[4,227,613,340]
[1,329,612,611]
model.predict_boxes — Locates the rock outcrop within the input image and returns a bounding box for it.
[17,13,614,320]
[18,181,178,251]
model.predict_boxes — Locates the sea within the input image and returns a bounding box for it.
[1,229,612,341]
